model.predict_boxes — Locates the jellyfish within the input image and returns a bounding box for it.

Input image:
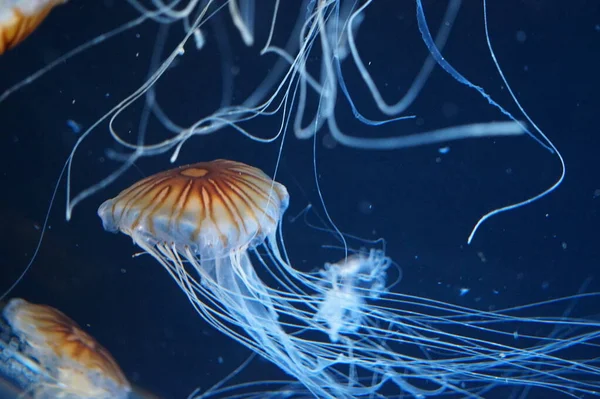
[0,0,66,54]
[98,159,600,398]
[0,297,132,399]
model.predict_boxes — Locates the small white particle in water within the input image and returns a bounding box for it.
[513,331,519,340]
[459,288,469,296]
[492,289,499,294]
[561,241,567,250]
[66,119,82,134]
[120,268,127,274]
[477,251,487,263]
[358,200,374,215]
[218,356,223,364]
[136,52,140,58]
[438,146,450,154]
[541,281,549,290]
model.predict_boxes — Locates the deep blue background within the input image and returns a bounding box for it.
[0,1,599,398]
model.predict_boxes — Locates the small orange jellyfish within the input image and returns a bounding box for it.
[2,298,131,399]
[99,159,289,259]
[0,0,67,54]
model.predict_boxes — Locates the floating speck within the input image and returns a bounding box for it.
[358,200,374,215]
[66,119,82,134]
[459,288,470,296]
[477,251,487,263]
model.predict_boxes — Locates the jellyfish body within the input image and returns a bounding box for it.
[99,159,289,260]
[99,159,600,398]
[0,298,131,399]
[0,0,66,54]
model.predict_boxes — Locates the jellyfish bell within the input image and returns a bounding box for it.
[0,298,131,399]
[98,159,289,260]
[0,0,67,54]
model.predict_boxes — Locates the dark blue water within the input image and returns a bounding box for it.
[0,1,598,398]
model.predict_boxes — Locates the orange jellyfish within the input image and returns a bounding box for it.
[98,159,289,260]
[99,159,600,398]
[0,0,66,54]
[1,297,131,399]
